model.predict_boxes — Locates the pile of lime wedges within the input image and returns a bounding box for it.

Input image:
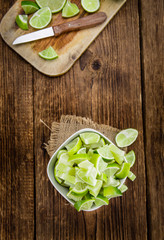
[54,129,138,211]
[16,0,101,30]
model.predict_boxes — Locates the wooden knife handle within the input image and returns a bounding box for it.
[53,12,107,37]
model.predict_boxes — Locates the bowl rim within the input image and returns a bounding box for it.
[47,128,126,211]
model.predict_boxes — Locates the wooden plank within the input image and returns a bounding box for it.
[139,0,164,239]
[0,0,126,76]
[0,1,34,239]
[34,0,147,240]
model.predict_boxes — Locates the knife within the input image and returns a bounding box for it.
[13,12,107,45]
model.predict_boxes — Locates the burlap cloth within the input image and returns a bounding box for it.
[45,115,122,157]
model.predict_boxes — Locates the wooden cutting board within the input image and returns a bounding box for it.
[0,0,126,76]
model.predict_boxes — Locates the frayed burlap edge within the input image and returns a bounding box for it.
[45,115,122,158]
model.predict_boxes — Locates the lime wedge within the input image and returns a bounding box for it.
[76,167,97,186]
[29,7,52,29]
[21,1,39,14]
[115,162,131,179]
[97,145,114,160]
[67,190,83,201]
[103,176,120,188]
[95,194,109,207]
[81,0,100,13]
[80,132,100,144]
[97,173,107,183]
[108,144,125,165]
[74,199,95,211]
[57,149,67,159]
[62,173,76,186]
[39,46,58,60]
[103,186,122,198]
[68,154,90,165]
[62,1,79,18]
[115,128,138,147]
[125,150,136,167]
[90,154,108,175]
[88,179,102,197]
[127,171,136,181]
[54,161,63,184]
[58,152,71,165]
[77,147,86,154]
[103,163,120,177]
[36,0,66,13]
[16,15,28,30]
[65,137,82,156]
[70,182,88,195]
[119,184,128,193]
[83,192,93,200]
[78,160,94,170]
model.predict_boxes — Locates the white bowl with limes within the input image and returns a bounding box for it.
[47,128,138,211]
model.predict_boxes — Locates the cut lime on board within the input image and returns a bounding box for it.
[29,7,52,29]
[125,150,136,167]
[97,145,114,160]
[21,1,39,14]
[62,1,80,18]
[36,0,66,13]
[115,162,131,179]
[74,199,95,211]
[115,128,138,147]
[81,0,100,13]
[95,194,109,207]
[65,137,82,155]
[39,46,58,60]
[80,132,100,144]
[16,15,28,30]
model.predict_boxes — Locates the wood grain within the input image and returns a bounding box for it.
[140,0,164,239]
[0,1,34,240]
[0,0,126,76]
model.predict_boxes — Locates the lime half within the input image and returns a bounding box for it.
[62,1,80,18]
[74,199,95,211]
[115,128,138,147]
[81,0,100,13]
[36,0,66,13]
[39,46,58,60]
[29,7,52,29]
[16,15,28,30]
[21,1,39,14]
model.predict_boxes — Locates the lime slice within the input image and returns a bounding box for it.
[39,46,58,60]
[103,186,122,198]
[108,144,125,165]
[77,147,86,154]
[78,160,94,170]
[97,145,114,160]
[95,194,109,207]
[68,154,89,165]
[103,163,120,177]
[16,15,28,30]
[62,1,79,18]
[125,150,136,167]
[127,171,136,181]
[76,167,97,186]
[103,176,120,188]
[57,149,67,159]
[80,132,100,144]
[65,137,82,156]
[84,138,105,149]
[74,199,95,211]
[90,154,108,175]
[36,0,66,13]
[81,0,100,13]
[97,173,107,183]
[88,179,102,197]
[119,184,128,193]
[21,1,39,14]
[115,162,131,179]
[29,7,52,29]
[115,128,138,147]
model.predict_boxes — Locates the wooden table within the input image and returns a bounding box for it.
[0,0,163,239]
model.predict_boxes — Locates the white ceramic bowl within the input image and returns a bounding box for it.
[47,128,126,211]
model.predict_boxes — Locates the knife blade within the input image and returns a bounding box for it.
[13,12,107,45]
